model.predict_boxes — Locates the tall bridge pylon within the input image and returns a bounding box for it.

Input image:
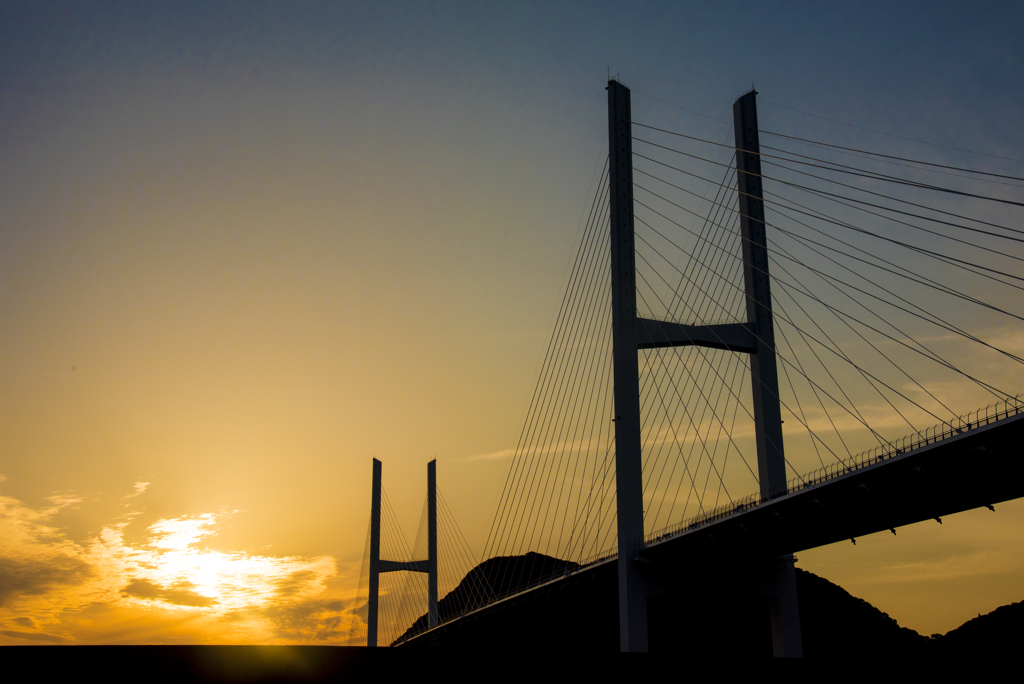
[367,458,438,647]
[388,78,1024,656]
[608,80,800,655]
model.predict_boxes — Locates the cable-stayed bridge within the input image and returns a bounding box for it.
[349,81,1024,656]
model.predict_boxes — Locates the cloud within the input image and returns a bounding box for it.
[121,578,217,607]
[0,478,352,644]
[466,438,612,463]
[263,598,351,642]
[0,629,74,644]
[0,490,93,609]
[122,482,150,502]
[273,570,322,599]
[44,494,83,509]
[0,555,92,607]
[466,448,517,462]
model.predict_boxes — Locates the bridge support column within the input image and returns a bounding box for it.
[365,458,439,646]
[604,82,800,656]
[767,554,802,658]
[428,459,439,629]
[608,79,650,653]
[734,90,786,499]
[368,458,382,647]
[734,90,803,658]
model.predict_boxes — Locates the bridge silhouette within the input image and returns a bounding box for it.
[352,80,1024,656]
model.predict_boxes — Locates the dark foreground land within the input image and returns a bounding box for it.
[3,645,815,681]
[1,642,1010,682]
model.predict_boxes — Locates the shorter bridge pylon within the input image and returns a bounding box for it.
[367,458,438,647]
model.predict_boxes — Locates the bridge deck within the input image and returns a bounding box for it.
[644,409,1024,568]
[402,409,1024,646]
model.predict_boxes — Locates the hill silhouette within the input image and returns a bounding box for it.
[392,553,1018,660]
[392,551,579,644]
[932,600,1024,660]
[795,568,928,659]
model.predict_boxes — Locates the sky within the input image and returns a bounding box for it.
[2,0,1024,645]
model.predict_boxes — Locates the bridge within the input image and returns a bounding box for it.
[350,80,1024,656]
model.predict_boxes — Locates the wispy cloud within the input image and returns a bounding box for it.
[466,448,517,462]
[0,629,74,644]
[121,482,150,502]
[121,578,218,607]
[466,438,613,463]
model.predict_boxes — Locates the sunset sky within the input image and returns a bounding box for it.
[3,1,1024,645]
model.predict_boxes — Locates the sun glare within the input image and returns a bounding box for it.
[113,512,335,615]
[0,479,353,645]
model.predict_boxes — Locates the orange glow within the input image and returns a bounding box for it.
[0,480,355,644]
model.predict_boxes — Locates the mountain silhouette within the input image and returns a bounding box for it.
[795,568,928,659]
[392,551,579,645]
[393,553,1017,661]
